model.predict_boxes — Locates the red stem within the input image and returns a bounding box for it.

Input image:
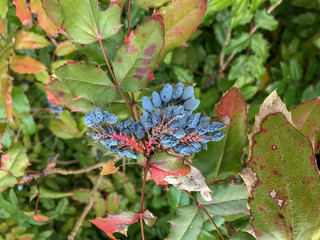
[131,93,139,121]
[182,190,225,240]
[98,38,134,118]
[128,0,131,36]
[139,163,150,240]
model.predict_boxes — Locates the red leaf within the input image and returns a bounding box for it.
[10,55,47,74]
[29,0,58,37]
[90,211,139,239]
[34,213,50,222]
[13,0,32,27]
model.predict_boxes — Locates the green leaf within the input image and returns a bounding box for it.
[231,0,252,29]
[239,85,259,100]
[158,0,207,61]
[207,0,233,11]
[251,0,266,12]
[193,87,248,181]
[58,0,122,44]
[223,33,250,54]
[280,61,292,83]
[254,9,278,31]
[230,231,256,240]
[172,66,194,83]
[291,0,317,9]
[113,15,164,92]
[292,98,320,150]
[292,12,316,25]
[289,59,302,81]
[0,145,29,192]
[167,206,204,240]
[134,0,170,10]
[200,184,249,216]
[168,186,191,209]
[21,115,36,136]
[251,33,269,61]
[55,61,116,105]
[247,92,320,239]
[12,87,30,114]
[0,0,8,18]
[248,55,265,80]
[39,187,73,199]
[229,55,248,80]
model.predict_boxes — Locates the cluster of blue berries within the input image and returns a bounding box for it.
[84,83,225,159]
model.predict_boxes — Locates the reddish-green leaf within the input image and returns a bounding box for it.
[54,61,116,105]
[246,92,320,239]
[90,211,139,239]
[14,30,50,49]
[10,55,47,74]
[291,98,320,150]
[149,151,190,185]
[106,192,120,213]
[13,0,32,27]
[57,0,122,44]
[29,0,58,37]
[0,73,13,123]
[0,145,29,192]
[113,15,164,92]
[135,0,171,10]
[193,86,248,181]
[41,0,63,30]
[157,0,207,62]
[142,210,157,227]
[55,40,77,56]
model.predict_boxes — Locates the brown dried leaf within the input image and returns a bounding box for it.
[100,162,119,176]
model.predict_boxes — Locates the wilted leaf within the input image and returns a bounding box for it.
[10,55,47,74]
[55,40,76,57]
[100,162,119,176]
[90,211,139,239]
[291,98,320,150]
[14,30,50,50]
[194,86,248,181]
[54,61,116,105]
[247,91,320,239]
[13,0,32,27]
[142,210,157,227]
[135,0,171,10]
[164,161,213,202]
[29,0,58,37]
[167,205,203,240]
[113,15,164,92]
[0,145,29,192]
[149,151,190,185]
[57,0,122,44]
[158,0,207,61]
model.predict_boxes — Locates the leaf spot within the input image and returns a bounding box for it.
[144,44,157,57]
[271,145,279,150]
[269,189,276,198]
[277,199,284,208]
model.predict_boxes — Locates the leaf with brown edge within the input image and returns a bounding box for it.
[0,74,13,123]
[291,98,320,151]
[113,15,164,92]
[55,40,77,57]
[193,86,248,181]
[14,30,50,50]
[90,211,139,239]
[13,0,32,27]
[10,55,47,74]
[100,162,119,176]
[149,150,190,185]
[29,0,58,37]
[246,91,320,239]
[157,0,207,62]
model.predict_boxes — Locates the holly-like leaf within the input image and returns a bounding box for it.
[164,161,213,202]
[54,61,116,105]
[10,55,47,74]
[0,145,29,192]
[149,151,190,185]
[0,74,13,123]
[57,0,122,44]
[54,40,77,56]
[246,91,320,239]
[100,162,119,176]
[14,30,50,50]
[134,0,171,10]
[193,86,248,181]
[90,211,139,239]
[113,15,164,92]
[291,98,320,150]
[29,0,58,37]
[167,205,204,240]
[13,0,32,27]
[157,0,207,62]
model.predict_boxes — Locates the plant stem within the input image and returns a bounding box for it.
[128,0,131,36]
[98,38,134,118]
[182,190,225,240]
[139,163,150,240]
[131,93,139,121]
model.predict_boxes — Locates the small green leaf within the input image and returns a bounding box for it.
[172,66,194,83]
[168,186,191,209]
[21,115,36,136]
[167,206,204,240]
[207,0,233,11]
[280,61,292,83]
[251,0,266,12]
[223,33,250,54]
[251,33,269,61]
[39,187,73,199]
[254,9,278,31]
[248,55,265,80]
[230,231,256,240]
[231,0,252,29]
[12,87,30,114]
[134,0,170,10]
[292,12,316,25]
[289,59,302,81]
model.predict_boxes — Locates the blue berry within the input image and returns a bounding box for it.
[105,113,117,124]
[208,122,225,132]
[94,107,103,123]
[84,112,96,127]
[142,96,154,112]
[212,132,225,141]
[152,91,162,108]
[187,113,201,128]
[160,83,173,102]
[173,82,184,99]
[182,86,194,101]
[173,106,185,119]
[184,99,200,111]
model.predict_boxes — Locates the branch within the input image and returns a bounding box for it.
[182,190,225,240]
[139,163,150,240]
[68,174,103,240]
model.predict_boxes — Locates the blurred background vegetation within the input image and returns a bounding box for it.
[0,0,319,239]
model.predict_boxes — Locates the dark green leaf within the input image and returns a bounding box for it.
[223,33,250,54]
